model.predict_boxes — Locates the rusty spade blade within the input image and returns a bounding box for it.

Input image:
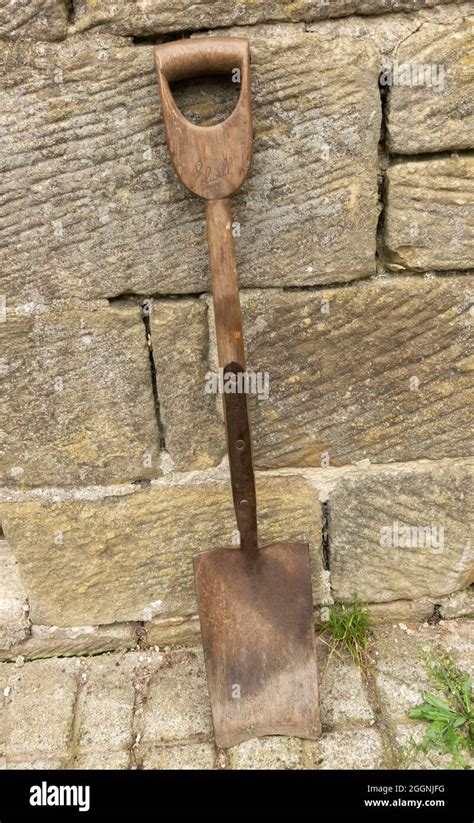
[194,540,321,749]
[155,37,321,749]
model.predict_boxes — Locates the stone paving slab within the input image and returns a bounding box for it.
[142,743,216,770]
[315,729,386,770]
[318,638,375,730]
[0,621,472,769]
[1,657,80,765]
[140,649,213,744]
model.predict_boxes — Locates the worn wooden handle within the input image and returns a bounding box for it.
[155,36,249,83]
[154,37,253,201]
[206,198,245,369]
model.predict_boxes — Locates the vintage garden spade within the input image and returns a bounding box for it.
[154,37,321,748]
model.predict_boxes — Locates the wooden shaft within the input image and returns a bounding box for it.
[206,198,245,369]
[206,198,258,558]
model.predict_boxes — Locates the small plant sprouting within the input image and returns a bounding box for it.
[317,597,372,669]
[408,651,473,769]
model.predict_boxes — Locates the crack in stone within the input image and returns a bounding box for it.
[66,658,89,769]
[141,300,167,453]
[362,665,400,769]
[321,500,330,572]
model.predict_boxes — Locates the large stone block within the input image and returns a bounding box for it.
[150,299,224,470]
[74,0,458,36]
[386,19,474,154]
[228,33,380,288]
[0,32,380,307]
[329,461,473,604]
[0,622,139,662]
[0,300,160,487]
[384,156,474,271]
[0,475,323,625]
[0,0,68,41]
[308,3,471,57]
[209,278,473,468]
[0,539,29,651]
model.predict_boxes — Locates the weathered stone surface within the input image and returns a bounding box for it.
[384,157,474,271]
[387,19,474,154]
[0,0,68,41]
[1,657,79,762]
[0,540,29,651]
[308,2,471,56]
[142,743,215,770]
[318,639,374,729]
[438,588,474,619]
[228,736,303,769]
[7,756,67,769]
[0,475,323,625]
[210,278,473,468]
[439,618,474,675]
[74,0,457,36]
[227,33,380,288]
[0,622,139,662]
[0,301,160,487]
[0,33,380,307]
[366,597,435,624]
[3,627,469,769]
[145,614,200,648]
[141,649,212,742]
[150,299,224,470]
[74,750,130,769]
[308,729,385,769]
[77,654,136,753]
[376,662,429,721]
[329,461,473,604]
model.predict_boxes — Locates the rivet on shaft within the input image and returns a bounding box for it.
[235,439,245,450]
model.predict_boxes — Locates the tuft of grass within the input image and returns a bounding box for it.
[408,651,473,769]
[317,598,372,669]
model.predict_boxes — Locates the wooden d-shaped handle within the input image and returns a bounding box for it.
[154,37,253,201]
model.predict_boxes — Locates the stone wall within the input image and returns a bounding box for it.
[0,0,473,660]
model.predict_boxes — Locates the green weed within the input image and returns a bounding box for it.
[318,598,372,669]
[409,651,473,769]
